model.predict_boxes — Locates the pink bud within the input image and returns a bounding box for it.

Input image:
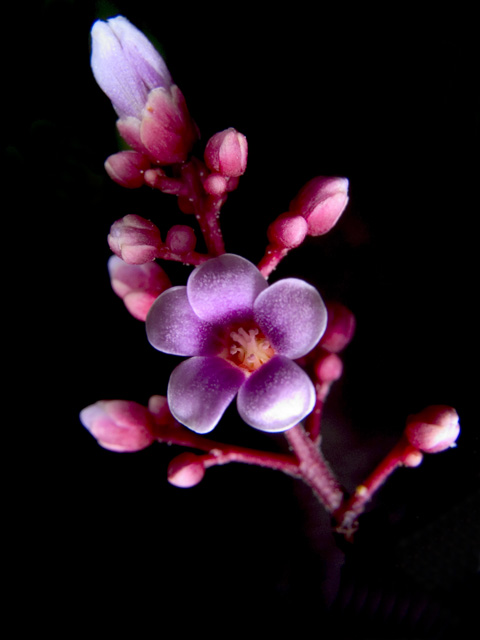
[203,173,228,196]
[313,352,343,383]
[104,150,151,188]
[165,225,197,254]
[167,453,205,488]
[289,176,349,236]
[108,256,171,321]
[204,127,248,177]
[139,86,198,165]
[108,214,162,264]
[405,405,460,453]
[320,302,356,353]
[80,400,155,452]
[267,213,308,249]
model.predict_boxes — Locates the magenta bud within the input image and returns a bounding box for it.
[289,176,349,236]
[108,255,171,321]
[104,150,151,188]
[108,214,162,264]
[405,405,460,453]
[167,453,205,488]
[80,400,155,452]
[313,352,343,383]
[204,127,248,177]
[165,225,197,254]
[267,213,308,249]
[320,302,356,353]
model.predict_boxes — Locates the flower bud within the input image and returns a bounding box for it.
[204,128,248,177]
[203,173,228,196]
[91,16,197,166]
[405,405,460,453]
[165,225,197,254]
[320,302,356,353]
[267,213,308,249]
[105,150,151,188]
[80,400,155,452]
[108,255,171,321]
[313,352,343,383]
[167,453,205,488]
[289,176,349,236]
[108,214,162,264]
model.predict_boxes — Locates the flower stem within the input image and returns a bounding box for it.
[284,424,344,512]
[257,244,290,278]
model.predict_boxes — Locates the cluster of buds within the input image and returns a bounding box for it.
[82,15,460,537]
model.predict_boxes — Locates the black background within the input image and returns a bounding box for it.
[8,1,478,636]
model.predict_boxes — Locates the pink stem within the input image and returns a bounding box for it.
[333,436,420,534]
[195,194,226,256]
[257,244,290,278]
[284,424,344,512]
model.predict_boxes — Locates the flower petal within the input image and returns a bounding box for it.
[168,357,246,434]
[237,355,315,432]
[146,287,217,356]
[187,254,268,323]
[254,278,327,359]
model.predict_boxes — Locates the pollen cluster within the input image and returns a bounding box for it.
[227,326,275,372]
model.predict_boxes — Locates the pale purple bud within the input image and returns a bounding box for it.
[165,225,197,254]
[108,214,162,264]
[289,176,349,236]
[80,400,155,452]
[267,213,308,249]
[204,128,248,177]
[105,150,151,188]
[108,255,171,321]
[167,453,205,488]
[91,16,172,119]
[320,302,356,353]
[405,405,460,453]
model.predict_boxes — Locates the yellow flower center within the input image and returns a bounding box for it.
[223,324,275,373]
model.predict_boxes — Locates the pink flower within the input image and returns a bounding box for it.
[107,214,162,264]
[91,16,197,165]
[289,176,349,236]
[146,254,328,433]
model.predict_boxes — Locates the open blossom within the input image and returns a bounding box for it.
[146,254,327,433]
[91,16,197,165]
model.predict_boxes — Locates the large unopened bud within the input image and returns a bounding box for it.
[289,176,349,236]
[204,128,248,177]
[108,214,162,264]
[80,400,155,452]
[91,16,197,165]
[404,405,460,453]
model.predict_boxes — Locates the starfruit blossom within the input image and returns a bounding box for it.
[146,254,328,434]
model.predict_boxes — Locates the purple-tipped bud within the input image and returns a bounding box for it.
[289,176,349,236]
[80,400,155,452]
[108,214,162,264]
[267,213,308,249]
[108,255,171,321]
[91,16,172,119]
[167,453,205,488]
[405,405,460,453]
[105,150,151,188]
[91,16,198,166]
[165,225,197,254]
[320,302,356,353]
[204,128,248,177]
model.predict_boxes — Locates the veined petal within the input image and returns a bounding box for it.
[237,355,315,432]
[168,357,246,434]
[187,254,268,323]
[146,287,217,356]
[254,278,327,359]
